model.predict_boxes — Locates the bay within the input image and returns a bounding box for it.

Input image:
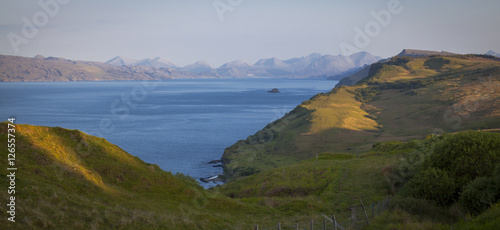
[0,78,337,187]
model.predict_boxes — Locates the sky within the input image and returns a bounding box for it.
[0,0,499,67]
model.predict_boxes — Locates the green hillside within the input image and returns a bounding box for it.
[6,122,497,229]
[0,123,272,229]
[222,54,500,179]
[217,53,500,228]
[219,130,500,229]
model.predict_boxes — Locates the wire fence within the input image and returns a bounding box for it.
[253,196,390,230]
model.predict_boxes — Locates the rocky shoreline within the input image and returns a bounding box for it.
[200,159,225,183]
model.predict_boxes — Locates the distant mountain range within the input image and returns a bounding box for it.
[106,52,383,79]
[0,54,210,82]
[1,50,497,82]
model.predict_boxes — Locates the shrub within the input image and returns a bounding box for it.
[424,57,451,70]
[399,168,456,206]
[354,87,381,103]
[237,167,259,177]
[427,131,500,188]
[494,163,500,200]
[459,177,497,215]
[388,137,440,190]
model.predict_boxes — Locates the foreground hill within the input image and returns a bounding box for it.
[0,55,213,82]
[222,53,500,178]
[0,123,273,229]
[2,123,497,229]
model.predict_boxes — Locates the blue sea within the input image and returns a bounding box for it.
[0,78,337,187]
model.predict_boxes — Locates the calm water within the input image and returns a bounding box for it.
[0,78,337,187]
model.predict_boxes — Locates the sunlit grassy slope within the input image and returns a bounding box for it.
[0,123,274,229]
[222,54,500,178]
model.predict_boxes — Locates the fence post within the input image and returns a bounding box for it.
[323,218,326,230]
[254,224,258,230]
[310,219,314,230]
[360,200,370,226]
[277,222,281,230]
[352,207,357,228]
[333,215,337,230]
[295,223,299,230]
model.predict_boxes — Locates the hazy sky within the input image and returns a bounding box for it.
[1,0,499,67]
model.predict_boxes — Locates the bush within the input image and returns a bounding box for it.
[354,87,381,103]
[399,168,456,206]
[424,57,451,70]
[459,177,497,214]
[237,167,259,177]
[393,131,500,212]
[427,131,500,188]
[494,164,500,200]
[388,137,440,190]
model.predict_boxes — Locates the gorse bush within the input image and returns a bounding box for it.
[459,177,497,215]
[426,131,500,188]
[388,136,442,190]
[495,164,500,198]
[424,57,451,70]
[354,87,381,103]
[393,131,500,214]
[399,168,456,206]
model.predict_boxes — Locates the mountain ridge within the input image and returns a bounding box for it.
[336,49,500,87]
[0,54,215,82]
[397,49,457,57]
